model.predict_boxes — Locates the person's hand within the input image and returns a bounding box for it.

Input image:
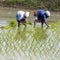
[35,17,38,20]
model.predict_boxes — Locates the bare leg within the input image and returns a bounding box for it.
[44,21,49,28]
[22,20,26,30]
[41,21,44,29]
[17,21,20,28]
[34,20,39,28]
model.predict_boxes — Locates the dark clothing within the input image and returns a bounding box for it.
[17,18,26,24]
[36,9,47,23]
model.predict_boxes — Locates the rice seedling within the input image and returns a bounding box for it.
[0,21,60,60]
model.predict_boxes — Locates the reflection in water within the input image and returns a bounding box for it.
[0,20,9,27]
[33,27,48,42]
[0,24,60,60]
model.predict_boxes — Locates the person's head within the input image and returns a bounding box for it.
[45,10,50,18]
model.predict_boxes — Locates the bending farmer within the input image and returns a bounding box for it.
[16,11,30,28]
[34,9,50,28]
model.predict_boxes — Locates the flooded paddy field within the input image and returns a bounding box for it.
[0,7,60,60]
[0,23,60,60]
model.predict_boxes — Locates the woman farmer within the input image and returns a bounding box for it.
[34,9,50,29]
[16,11,30,28]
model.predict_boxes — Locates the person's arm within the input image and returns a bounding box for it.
[34,13,38,28]
[43,15,49,28]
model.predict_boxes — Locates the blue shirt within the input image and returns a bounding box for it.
[37,9,46,22]
[37,9,45,16]
[16,14,21,20]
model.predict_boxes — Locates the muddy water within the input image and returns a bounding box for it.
[0,24,60,60]
[0,19,9,27]
[0,12,60,60]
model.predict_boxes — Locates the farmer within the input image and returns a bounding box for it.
[16,11,30,28]
[34,9,50,28]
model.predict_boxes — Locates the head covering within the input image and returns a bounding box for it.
[45,10,50,17]
[17,11,25,15]
[25,12,30,18]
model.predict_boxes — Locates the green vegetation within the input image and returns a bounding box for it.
[9,20,17,27]
[0,1,60,59]
[0,0,60,10]
[0,20,60,60]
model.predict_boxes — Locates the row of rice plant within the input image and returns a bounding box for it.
[0,21,60,60]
